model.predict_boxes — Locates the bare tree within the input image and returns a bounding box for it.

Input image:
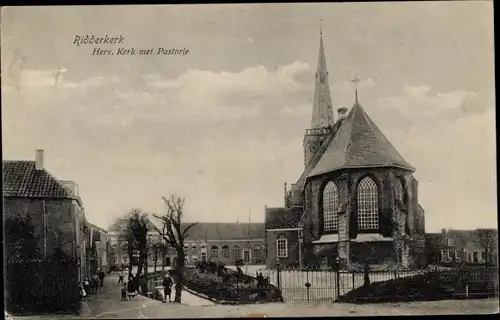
[153,195,197,303]
[124,209,150,283]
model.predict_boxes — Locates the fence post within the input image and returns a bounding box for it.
[276,258,281,290]
[336,270,340,301]
[352,271,355,291]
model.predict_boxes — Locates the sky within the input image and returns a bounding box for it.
[1,3,496,232]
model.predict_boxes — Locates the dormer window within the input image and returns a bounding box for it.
[447,238,455,247]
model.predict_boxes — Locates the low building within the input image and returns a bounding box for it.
[177,222,266,266]
[463,229,498,265]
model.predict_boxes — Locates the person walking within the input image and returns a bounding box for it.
[118,270,124,285]
[162,274,173,303]
[121,282,128,301]
[98,269,105,288]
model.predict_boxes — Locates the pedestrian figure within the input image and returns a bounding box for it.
[118,270,124,285]
[98,269,105,288]
[162,274,173,303]
[91,273,100,293]
[121,283,128,301]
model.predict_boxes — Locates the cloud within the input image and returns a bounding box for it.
[378,84,481,120]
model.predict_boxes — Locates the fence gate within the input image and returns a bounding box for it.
[264,268,339,303]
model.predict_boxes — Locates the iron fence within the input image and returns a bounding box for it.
[262,266,498,303]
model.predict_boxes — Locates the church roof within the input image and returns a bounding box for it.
[182,222,265,241]
[265,206,302,230]
[307,102,415,178]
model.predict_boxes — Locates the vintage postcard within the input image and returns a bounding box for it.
[1,2,498,319]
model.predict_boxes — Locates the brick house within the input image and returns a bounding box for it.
[264,31,426,270]
[265,206,303,268]
[437,229,473,265]
[3,149,90,281]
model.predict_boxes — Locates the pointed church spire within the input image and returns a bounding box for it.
[310,23,334,129]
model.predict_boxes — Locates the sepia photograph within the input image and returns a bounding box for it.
[1,2,498,319]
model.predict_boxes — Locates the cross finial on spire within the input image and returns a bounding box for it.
[351,76,361,103]
[320,18,323,36]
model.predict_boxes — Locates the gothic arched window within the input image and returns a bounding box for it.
[323,181,339,232]
[276,235,288,258]
[357,176,379,230]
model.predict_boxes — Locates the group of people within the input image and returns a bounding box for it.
[118,270,140,301]
[79,268,106,299]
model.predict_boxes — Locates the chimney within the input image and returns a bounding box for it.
[337,107,348,120]
[35,149,44,170]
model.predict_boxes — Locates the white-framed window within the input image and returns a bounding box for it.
[276,235,288,258]
[357,176,379,230]
[210,246,219,259]
[441,250,448,262]
[447,238,455,247]
[455,249,461,260]
[323,181,339,232]
[232,245,240,260]
[222,245,229,259]
[253,246,262,259]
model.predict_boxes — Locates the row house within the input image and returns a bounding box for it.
[87,223,110,273]
[3,150,90,282]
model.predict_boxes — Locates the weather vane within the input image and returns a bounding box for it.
[320,18,323,35]
[351,76,361,103]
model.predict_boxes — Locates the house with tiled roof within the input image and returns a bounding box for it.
[265,30,426,270]
[3,149,90,281]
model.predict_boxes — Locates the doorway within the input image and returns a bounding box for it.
[243,249,251,263]
[165,256,171,267]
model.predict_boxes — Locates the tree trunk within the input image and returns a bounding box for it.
[154,249,158,276]
[174,249,185,303]
[128,256,133,278]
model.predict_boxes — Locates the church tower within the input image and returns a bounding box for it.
[303,27,335,167]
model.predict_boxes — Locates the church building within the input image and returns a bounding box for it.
[265,30,426,270]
